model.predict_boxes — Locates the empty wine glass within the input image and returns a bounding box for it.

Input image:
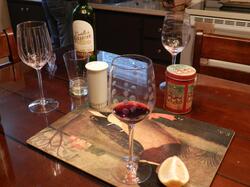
[160,11,191,89]
[109,54,156,184]
[16,21,59,113]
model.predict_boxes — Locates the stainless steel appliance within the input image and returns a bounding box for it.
[181,0,250,72]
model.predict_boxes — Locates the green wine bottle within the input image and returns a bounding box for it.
[72,0,96,61]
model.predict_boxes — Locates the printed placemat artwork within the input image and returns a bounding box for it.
[27,106,234,187]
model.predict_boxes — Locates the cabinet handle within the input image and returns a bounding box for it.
[26,8,29,12]
[158,27,162,33]
[21,7,24,12]
[157,49,162,54]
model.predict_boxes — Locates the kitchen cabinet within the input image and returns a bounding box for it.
[7,0,173,65]
[95,10,143,55]
[142,16,172,65]
[95,9,173,65]
[7,0,46,34]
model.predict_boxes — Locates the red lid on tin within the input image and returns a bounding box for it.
[166,64,196,81]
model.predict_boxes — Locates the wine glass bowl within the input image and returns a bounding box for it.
[109,54,156,184]
[17,21,52,70]
[161,11,191,61]
[16,21,59,113]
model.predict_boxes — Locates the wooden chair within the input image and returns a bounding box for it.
[193,31,250,84]
[0,28,21,82]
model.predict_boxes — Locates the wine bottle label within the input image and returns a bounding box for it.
[73,20,94,53]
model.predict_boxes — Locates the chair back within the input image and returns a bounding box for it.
[0,30,11,61]
[0,28,21,82]
[193,31,250,84]
[5,28,19,64]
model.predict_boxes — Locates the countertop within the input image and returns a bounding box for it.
[90,0,167,16]
[16,0,169,16]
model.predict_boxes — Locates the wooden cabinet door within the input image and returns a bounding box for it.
[143,15,180,64]
[7,1,46,34]
[143,39,172,65]
[95,10,143,55]
[143,16,164,39]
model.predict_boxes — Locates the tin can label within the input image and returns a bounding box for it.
[166,83,185,110]
[165,64,196,114]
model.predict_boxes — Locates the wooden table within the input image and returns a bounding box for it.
[0,49,250,187]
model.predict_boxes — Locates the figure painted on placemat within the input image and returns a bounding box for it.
[27,108,234,187]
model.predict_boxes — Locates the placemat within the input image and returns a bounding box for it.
[27,106,234,187]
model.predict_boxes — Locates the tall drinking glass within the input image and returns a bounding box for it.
[16,21,59,113]
[160,11,191,88]
[109,54,156,184]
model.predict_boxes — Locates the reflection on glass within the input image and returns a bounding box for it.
[0,123,16,186]
[70,96,86,111]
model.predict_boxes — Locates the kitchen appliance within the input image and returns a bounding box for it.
[181,0,250,72]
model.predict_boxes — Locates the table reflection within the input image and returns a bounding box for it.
[0,123,15,186]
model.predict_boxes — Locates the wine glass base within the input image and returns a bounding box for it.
[112,156,152,185]
[159,81,166,90]
[28,98,59,114]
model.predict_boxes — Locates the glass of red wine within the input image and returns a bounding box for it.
[109,54,156,184]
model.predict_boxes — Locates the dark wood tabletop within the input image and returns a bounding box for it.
[0,49,250,187]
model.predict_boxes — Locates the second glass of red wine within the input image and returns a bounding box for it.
[109,54,156,184]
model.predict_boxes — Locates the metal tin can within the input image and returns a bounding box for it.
[165,64,196,114]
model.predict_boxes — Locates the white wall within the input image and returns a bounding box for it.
[0,0,11,30]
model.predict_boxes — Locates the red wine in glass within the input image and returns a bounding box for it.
[113,101,150,124]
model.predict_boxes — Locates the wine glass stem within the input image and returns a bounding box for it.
[128,123,135,162]
[127,123,137,180]
[36,69,46,105]
[171,54,177,65]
